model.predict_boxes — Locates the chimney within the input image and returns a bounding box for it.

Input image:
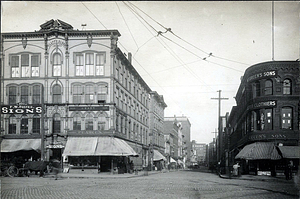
[128,52,132,64]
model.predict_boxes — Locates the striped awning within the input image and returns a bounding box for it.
[1,139,41,153]
[62,137,138,157]
[277,146,300,159]
[153,150,167,161]
[235,142,281,160]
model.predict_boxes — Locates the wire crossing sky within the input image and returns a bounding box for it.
[1,1,299,144]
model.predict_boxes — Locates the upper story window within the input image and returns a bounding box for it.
[96,54,105,75]
[85,113,93,130]
[282,107,292,129]
[21,85,29,104]
[85,85,94,103]
[73,113,81,131]
[21,54,30,77]
[32,85,41,104]
[10,54,40,78]
[53,84,62,103]
[97,84,108,102]
[73,85,83,103]
[252,81,260,98]
[53,113,61,134]
[85,53,94,76]
[20,115,29,134]
[75,52,106,76]
[264,80,273,95]
[9,86,17,104]
[75,54,84,76]
[11,56,20,77]
[283,79,292,95]
[53,53,62,76]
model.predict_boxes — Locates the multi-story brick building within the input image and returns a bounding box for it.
[149,91,167,170]
[0,19,162,172]
[228,61,300,175]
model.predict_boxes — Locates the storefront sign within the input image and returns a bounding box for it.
[46,144,65,149]
[246,70,277,82]
[69,106,109,111]
[1,105,43,114]
[247,101,276,110]
[249,133,287,141]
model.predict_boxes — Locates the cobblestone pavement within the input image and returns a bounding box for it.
[1,170,299,199]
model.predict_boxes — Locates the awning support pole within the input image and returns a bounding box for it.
[111,158,113,175]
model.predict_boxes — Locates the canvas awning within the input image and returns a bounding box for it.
[170,157,176,163]
[177,159,184,165]
[62,137,138,157]
[153,150,167,161]
[235,142,281,160]
[277,146,300,159]
[1,139,41,153]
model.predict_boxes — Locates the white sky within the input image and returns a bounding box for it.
[1,1,299,144]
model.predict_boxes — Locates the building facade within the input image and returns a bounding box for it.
[149,91,167,170]
[0,19,159,172]
[228,61,300,175]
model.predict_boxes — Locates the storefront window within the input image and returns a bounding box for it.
[20,115,28,134]
[9,115,17,134]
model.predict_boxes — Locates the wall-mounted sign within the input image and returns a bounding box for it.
[246,70,277,82]
[1,105,43,114]
[248,133,297,141]
[69,106,109,111]
[247,101,276,110]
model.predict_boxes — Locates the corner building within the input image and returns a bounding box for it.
[228,61,300,175]
[1,19,153,172]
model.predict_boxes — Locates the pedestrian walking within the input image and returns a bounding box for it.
[233,162,240,176]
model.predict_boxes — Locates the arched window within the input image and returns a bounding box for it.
[21,85,29,104]
[282,107,292,129]
[85,85,94,103]
[98,114,108,131]
[73,113,81,131]
[53,113,61,134]
[33,114,40,134]
[252,81,260,98]
[53,53,62,76]
[8,86,17,104]
[264,80,273,95]
[73,84,83,103]
[53,84,62,103]
[85,113,93,130]
[283,79,292,95]
[9,115,17,134]
[21,115,29,134]
[32,85,41,104]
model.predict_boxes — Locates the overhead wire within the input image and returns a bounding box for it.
[81,3,107,30]
[115,2,139,49]
[128,1,249,66]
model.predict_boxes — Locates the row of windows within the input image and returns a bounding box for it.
[8,115,40,134]
[9,52,106,78]
[244,107,293,133]
[7,83,108,104]
[252,78,292,98]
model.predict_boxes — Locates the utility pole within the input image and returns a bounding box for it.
[211,90,228,164]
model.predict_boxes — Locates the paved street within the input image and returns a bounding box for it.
[1,170,299,199]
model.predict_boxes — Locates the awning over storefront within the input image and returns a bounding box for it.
[62,137,138,157]
[153,150,167,161]
[1,139,41,153]
[277,146,300,159]
[235,142,281,160]
[170,157,176,163]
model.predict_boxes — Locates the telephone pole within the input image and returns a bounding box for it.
[211,90,228,163]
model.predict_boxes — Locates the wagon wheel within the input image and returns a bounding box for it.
[7,166,19,177]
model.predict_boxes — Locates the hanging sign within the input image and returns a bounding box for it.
[1,105,43,114]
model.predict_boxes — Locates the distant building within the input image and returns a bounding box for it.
[191,140,207,165]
